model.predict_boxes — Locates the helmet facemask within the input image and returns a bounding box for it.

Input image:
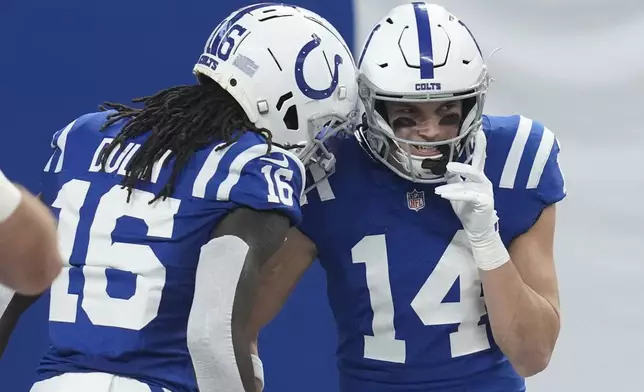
[358,69,489,183]
[290,111,358,193]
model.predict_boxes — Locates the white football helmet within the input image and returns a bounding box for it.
[356,2,489,183]
[194,3,359,186]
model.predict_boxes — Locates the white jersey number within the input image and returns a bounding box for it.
[49,179,181,330]
[261,165,294,206]
[352,231,490,363]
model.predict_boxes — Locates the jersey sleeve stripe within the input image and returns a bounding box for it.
[192,142,228,198]
[499,116,533,189]
[556,138,567,195]
[193,141,305,202]
[44,120,77,173]
[53,120,77,173]
[43,153,56,172]
[215,144,271,201]
[526,127,555,189]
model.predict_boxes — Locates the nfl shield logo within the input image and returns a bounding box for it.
[406,189,425,212]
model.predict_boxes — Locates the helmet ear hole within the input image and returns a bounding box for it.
[196,74,215,86]
[283,105,299,130]
[461,97,476,121]
[460,97,476,128]
[374,100,389,124]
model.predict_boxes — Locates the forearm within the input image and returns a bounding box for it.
[0,285,16,356]
[244,228,314,392]
[0,313,19,357]
[187,236,253,392]
[0,182,62,295]
[0,291,41,357]
[480,260,560,376]
[189,209,291,392]
[248,227,316,335]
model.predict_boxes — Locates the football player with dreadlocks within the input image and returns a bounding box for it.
[0,4,358,392]
[248,3,566,392]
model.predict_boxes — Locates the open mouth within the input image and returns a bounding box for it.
[410,144,442,157]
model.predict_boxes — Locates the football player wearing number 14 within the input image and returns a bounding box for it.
[0,4,359,392]
[250,3,566,392]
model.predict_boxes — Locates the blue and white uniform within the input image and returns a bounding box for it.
[35,111,305,392]
[300,115,566,391]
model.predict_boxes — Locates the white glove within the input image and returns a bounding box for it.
[435,131,509,270]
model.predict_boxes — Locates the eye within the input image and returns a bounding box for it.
[395,106,416,115]
[439,113,461,126]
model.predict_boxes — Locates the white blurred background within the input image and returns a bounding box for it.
[353,1,644,390]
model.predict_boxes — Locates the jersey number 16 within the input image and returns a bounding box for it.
[49,179,180,331]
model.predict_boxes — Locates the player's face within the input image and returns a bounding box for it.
[384,100,463,157]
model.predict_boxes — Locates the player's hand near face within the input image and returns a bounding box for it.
[436,130,560,377]
[435,131,509,271]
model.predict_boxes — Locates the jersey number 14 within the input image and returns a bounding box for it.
[352,233,491,363]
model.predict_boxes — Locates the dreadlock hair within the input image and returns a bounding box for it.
[97,78,273,204]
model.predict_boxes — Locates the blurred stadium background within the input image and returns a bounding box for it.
[0,0,641,390]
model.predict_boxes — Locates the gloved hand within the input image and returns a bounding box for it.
[435,130,509,271]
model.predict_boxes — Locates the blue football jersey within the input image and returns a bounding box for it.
[37,111,305,392]
[299,115,566,392]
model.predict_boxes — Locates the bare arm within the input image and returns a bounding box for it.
[246,227,316,391]
[187,208,291,392]
[0,179,62,295]
[0,292,41,357]
[248,227,317,336]
[480,204,561,377]
[238,226,316,391]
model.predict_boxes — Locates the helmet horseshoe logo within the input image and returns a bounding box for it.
[295,34,343,100]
